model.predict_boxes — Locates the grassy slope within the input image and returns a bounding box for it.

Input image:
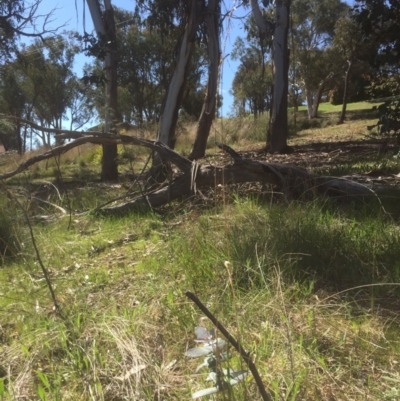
[298,101,377,113]
[1,102,400,401]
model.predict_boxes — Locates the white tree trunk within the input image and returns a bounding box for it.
[250,0,274,35]
[157,1,202,147]
[306,72,334,119]
[250,0,290,153]
[305,87,313,119]
[87,0,112,132]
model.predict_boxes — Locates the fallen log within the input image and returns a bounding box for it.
[97,141,377,215]
[0,120,380,215]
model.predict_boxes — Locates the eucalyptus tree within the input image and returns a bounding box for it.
[291,0,348,119]
[87,0,120,181]
[249,0,291,153]
[332,15,370,124]
[0,42,48,151]
[353,0,400,98]
[134,0,212,173]
[230,16,273,119]
[352,0,400,132]
[188,0,221,160]
[116,12,168,126]
[0,63,25,152]
[115,7,206,127]
[0,35,93,150]
[231,59,273,117]
[30,36,79,138]
[144,0,204,150]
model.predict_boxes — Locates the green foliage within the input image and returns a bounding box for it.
[370,99,400,135]
[290,0,349,112]
[0,34,93,151]
[354,0,400,135]
[354,0,400,69]
[110,6,207,126]
[231,22,272,117]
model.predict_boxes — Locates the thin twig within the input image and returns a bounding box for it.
[7,188,62,317]
[185,291,273,401]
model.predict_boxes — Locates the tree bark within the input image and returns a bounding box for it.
[87,0,119,181]
[188,0,221,160]
[269,0,290,153]
[338,60,353,124]
[306,72,334,119]
[156,0,204,148]
[250,0,290,153]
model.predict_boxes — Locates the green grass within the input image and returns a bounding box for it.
[1,196,400,400]
[297,101,378,113]
[1,100,400,400]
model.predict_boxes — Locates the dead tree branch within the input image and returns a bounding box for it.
[0,118,380,215]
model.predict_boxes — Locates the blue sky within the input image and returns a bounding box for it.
[29,0,354,122]
[30,0,252,118]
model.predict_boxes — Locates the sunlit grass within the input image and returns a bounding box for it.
[297,101,380,113]
[1,100,400,400]
[1,196,400,400]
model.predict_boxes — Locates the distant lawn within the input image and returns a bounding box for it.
[297,101,378,114]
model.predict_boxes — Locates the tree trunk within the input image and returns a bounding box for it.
[15,121,23,154]
[87,0,119,181]
[250,0,290,153]
[307,72,334,119]
[188,0,221,160]
[338,60,353,125]
[269,0,290,153]
[305,87,313,119]
[311,88,322,119]
[156,0,203,148]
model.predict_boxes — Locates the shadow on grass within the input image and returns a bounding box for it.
[177,198,400,297]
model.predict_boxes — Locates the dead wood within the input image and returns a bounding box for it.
[0,119,380,215]
[98,142,376,215]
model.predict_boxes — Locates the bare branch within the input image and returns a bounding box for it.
[0,118,192,180]
[0,0,66,51]
[1,115,104,136]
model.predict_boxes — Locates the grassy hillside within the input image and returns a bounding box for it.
[1,103,400,400]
